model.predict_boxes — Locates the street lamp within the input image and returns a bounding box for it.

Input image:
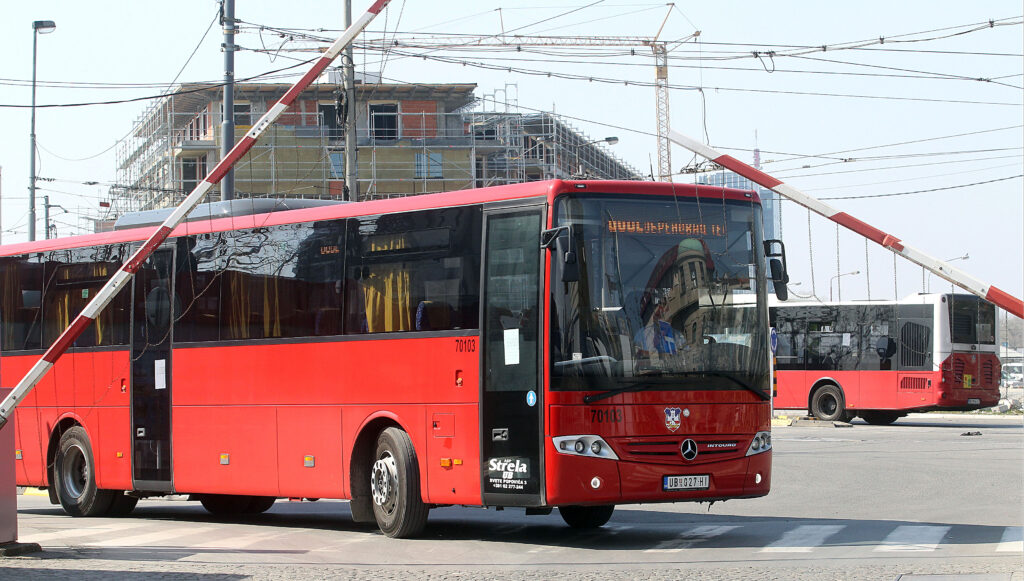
[29,19,56,242]
[574,136,618,179]
[829,270,859,302]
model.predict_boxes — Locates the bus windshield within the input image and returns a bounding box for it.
[549,194,770,398]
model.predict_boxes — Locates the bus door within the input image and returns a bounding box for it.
[130,248,175,492]
[480,205,545,506]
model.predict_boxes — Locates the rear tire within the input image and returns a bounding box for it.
[246,496,276,514]
[810,384,847,422]
[200,494,275,516]
[559,505,615,528]
[860,411,901,425]
[105,493,139,517]
[54,426,115,517]
[370,427,429,538]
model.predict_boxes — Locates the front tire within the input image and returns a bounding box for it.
[559,505,615,528]
[370,427,428,538]
[54,426,115,517]
[810,384,847,422]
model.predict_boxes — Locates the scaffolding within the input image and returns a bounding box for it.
[109,82,643,222]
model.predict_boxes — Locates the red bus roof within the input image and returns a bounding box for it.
[0,180,760,257]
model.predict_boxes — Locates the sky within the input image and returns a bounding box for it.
[0,1,1021,317]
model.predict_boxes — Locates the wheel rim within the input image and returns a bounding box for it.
[822,394,838,416]
[370,451,398,516]
[61,444,88,500]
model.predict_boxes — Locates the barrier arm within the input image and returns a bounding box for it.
[668,129,1024,320]
[0,0,392,430]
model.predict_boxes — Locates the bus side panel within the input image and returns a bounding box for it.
[173,338,478,407]
[12,408,45,487]
[93,406,132,490]
[277,406,344,499]
[172,406,280,496]
[423,403,481,505]
[772,371,809,409]
[898,371,942,410]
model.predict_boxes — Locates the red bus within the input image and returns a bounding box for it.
[1,180,779,537]
[771,293,1001,424]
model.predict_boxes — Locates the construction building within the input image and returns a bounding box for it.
[109,77,642,219]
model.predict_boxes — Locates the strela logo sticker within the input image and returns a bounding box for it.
[487,457,531,491]
[489,458,529,479]
[664,407,682,432]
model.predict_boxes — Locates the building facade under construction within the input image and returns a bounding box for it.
[110,79,642,219]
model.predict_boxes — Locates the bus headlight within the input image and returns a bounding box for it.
[553,435,619,460]
[745,431,773,456]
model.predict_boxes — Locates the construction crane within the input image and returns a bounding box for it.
[360,7,698,182]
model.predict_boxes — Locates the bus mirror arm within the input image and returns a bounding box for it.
[763,239,790,301]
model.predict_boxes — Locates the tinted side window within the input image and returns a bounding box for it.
[0,254,45,351]
[346,206,482,334]
[41,246,131,348]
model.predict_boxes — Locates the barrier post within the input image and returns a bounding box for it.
[0,388,40,556]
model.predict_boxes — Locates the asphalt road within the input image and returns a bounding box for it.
[4,413,1023,580]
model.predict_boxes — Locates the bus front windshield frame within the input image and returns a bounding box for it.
[549,193,770,400]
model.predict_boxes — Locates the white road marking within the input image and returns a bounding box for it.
[645,524,740,552]
[85,526,216,547]
[23,522,151,544]
[760,524,845,553]
[996,526,1023,553]
[873,525,950,552]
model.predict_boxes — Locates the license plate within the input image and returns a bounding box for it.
[663,474,710,491]
[968,398,980,405]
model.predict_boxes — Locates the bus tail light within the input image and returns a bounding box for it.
[553,435,618,460]
[745,431,772,456]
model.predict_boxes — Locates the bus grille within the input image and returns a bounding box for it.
[981,360,995,385]
[615,437,745,465]
[952,359,965,384]
[900,377,929,391]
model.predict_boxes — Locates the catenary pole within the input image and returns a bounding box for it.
[0,0,392,430]
[668,129,1024,320]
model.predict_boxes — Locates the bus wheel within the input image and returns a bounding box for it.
[246,496,276,514]
[810,384,846,422]
[860,411,901,425]
[201,494,261,515]
[54,426,115,517]
[370,427,428,538]
[105,493,139,517]
[559,505,615,528]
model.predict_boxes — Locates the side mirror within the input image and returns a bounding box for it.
[763,239,790,301]
[556,234,579,283]
[770,259,788,301]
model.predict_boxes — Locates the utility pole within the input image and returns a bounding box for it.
[43,195,49,239]
[221,0,236,201]
[343,0,359,201]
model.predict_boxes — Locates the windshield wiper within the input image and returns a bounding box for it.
[582,371,769,404]
[583,381,661,404]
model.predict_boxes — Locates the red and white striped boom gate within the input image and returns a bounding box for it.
[668,130,1024,320]
[0,0,391,430]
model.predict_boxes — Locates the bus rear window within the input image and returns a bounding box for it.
[948,295,995,345]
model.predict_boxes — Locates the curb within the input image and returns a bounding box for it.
[17,488,49,497]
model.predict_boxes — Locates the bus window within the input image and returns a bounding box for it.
[41,246,130,348]
[346,206,481,334]
[0,255,44,351]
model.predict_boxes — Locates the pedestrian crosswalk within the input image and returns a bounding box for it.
[20,519,1023,558]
